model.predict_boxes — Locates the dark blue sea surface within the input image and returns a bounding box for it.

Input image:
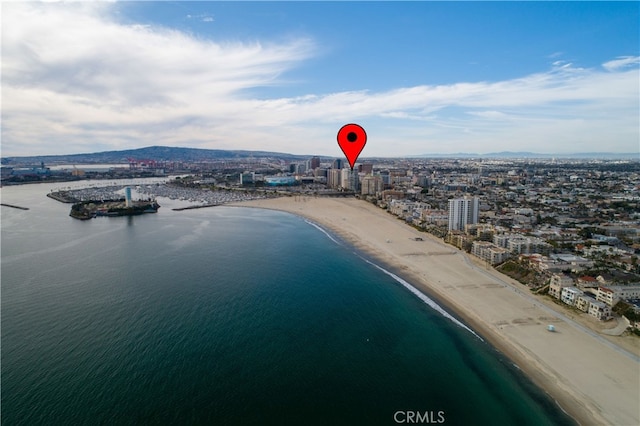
[1,183,575,425]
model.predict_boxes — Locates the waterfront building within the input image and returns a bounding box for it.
[596,286,640,306]
[588,300,612,321]
[264,176,296,186]
[576,294,596,313]
[561,287,583,307]
[448,197,479,231]
[549,274,575,299]
[125,186,132,207]
[471,241,510,265]
[420,209,449,227]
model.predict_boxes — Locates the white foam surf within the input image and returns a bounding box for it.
[304,219,342,245]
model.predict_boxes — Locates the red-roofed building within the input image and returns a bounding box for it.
[577,276,598,289]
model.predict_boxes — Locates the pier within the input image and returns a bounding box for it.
[1,203,29,210]
[171,203,221,211]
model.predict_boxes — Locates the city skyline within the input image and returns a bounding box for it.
[2,1,638,157]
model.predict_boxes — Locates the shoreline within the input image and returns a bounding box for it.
[234,202,587,424]
[228,197,639,426]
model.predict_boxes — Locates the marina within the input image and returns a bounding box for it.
[48,182,272,216]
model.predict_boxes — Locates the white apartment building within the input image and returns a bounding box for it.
[327,169,341,189]
[561,287,583,306]
[507,237,552,255]
[340,168,359,191]
[389,200,430,220]
[421,209,449,227]
[448,197,479,231]
[493,233,514,248]
[588,300,612,321]
[471,241,510,265]
[596,285,640,306]
[576,294,597,312]
[492,233,551,255]
[360,175,383,195]
[554,288,612,321]
[549,274,575,299]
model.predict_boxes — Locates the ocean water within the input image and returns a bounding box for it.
[1,183,575,425]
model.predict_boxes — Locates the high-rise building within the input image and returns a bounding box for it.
[327,169,341,189]
[379,170,390,186]
[340,168,359,191]
[295,163,307,174]
[240,172,254,185]
[332,159,344,170]
[310,156,320,170]
[448,197,479,231]
[125,186,132,207]
[361,175,383,195]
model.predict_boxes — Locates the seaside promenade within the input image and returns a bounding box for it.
[231,197,640,426]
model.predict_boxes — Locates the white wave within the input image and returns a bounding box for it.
[304,219,342,245]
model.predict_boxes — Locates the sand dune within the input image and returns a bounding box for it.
[229,196,640,426]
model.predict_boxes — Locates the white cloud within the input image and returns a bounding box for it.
[186,13,214,23]
[467,111,510,119]
[2,2,638,157]
[603,56,640,71]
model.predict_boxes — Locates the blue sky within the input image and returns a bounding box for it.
[2,1,638,157]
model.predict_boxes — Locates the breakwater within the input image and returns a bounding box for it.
[171,203,220,211]
[1,203,29,210]
[47,192,77,203]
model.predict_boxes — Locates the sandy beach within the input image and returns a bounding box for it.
[229,197,640,426]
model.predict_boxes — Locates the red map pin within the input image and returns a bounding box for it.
[337,123,367,170]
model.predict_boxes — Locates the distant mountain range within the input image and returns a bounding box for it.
[414,151,639,159]
[1,146,638,166]
[1,146,310,166]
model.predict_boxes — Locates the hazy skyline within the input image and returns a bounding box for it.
[2,1,639,157]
